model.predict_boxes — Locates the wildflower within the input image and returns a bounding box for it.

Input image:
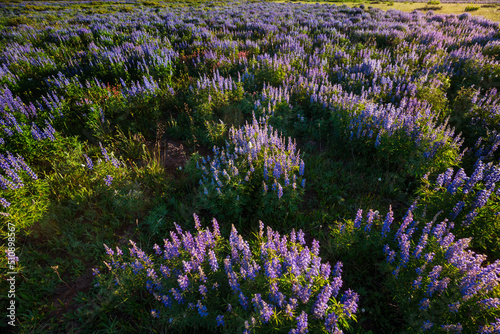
[299,160,305,176]
[419,298,430,311]
[448,302,460,313]
[0,198,11,208]
[341,289,359,317]
[83,154,93,170]
[381,206,394,237]
[197,300,208,317]
[324,312,339,333]
[353,209,363,229]
[178,274,189,291]
[104,175,113,186]
[252,293,274,323]
[294,311,308,334]
[312,284,333,319]
[198,284,208,298]
[421,320,434,331]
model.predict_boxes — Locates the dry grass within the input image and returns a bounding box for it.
[277,1,500,22]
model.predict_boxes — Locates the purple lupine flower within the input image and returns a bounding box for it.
[153,244,162,256]
[0,198,11,208]
[285,298,298,317]
[239,291,249,310]
[243,320,251,334]
[447,168,467,194]
[383,244,396,263]
[353,209,363,229]
[104,175,113,186]
[381,206,394,237]
[419,298,430,310]
[83,154,93,169]
[296,283,312,304]
[450,201,465,220]
[463,161,485,194]
[208,249,218,272]
[449,302,460,313]
[341,289,358,317]
[197,300,208,317]
[333,262,343,278]
[320,263,331,279]
[441,323,463,333]
[273,162,281,179]
[99,142,110,161]
[312,239,320,257]
[251,293,274,323]
[147,268,158,279]
[264,257,282,279]
[212,218,220,237]
[412,276,422,289]
[312,283,333,319]
[178,274,189,291]
[269,282,285,308]
[299,160,305,176]
[421,320,434,331]
[160,264,170,278]
[198,284,207,297]
[461,210,478,227]
[398,234,411,267]
[479,298,500,310]
[161,294,172,308]
[478,319,500,334]
[324,311,339,333]
[170,287,184,304]
[277,183,283,199]
[193,213,201,230]
[104,244,114,256]
[365,209,375,232]
[292,311,308,334]
[472,187,493,210]
[297,229,305,245]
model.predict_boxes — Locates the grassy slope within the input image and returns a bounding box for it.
[277,1,500,22]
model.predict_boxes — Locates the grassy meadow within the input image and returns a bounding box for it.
[0,0,499,333]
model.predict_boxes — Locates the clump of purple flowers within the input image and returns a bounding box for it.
[416,159,500,258]
[347,203,500,333]
[197,116,305,219]
[0,151,38,208]
[98,214,358,333]
[429,160,500,226]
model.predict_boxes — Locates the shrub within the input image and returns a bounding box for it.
[95,216,359,333]
[196,117,305,225]
[416,160,500,258]
[342,205,500,333]
[465,6,480,12]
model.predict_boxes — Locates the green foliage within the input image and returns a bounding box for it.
[465,5,480,12]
